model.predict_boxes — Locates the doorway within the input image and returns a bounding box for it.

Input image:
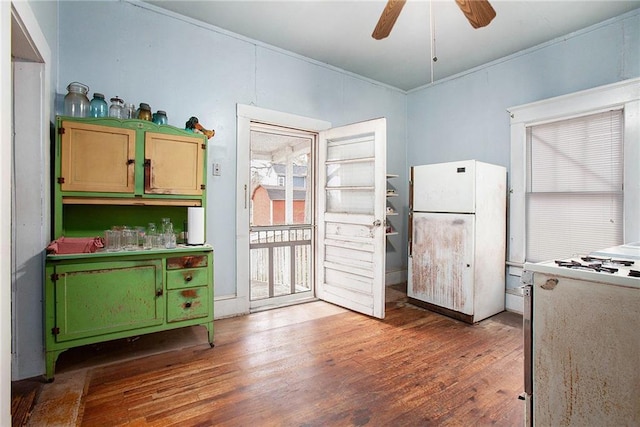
[236,105,387,318]
[249,123,316,310]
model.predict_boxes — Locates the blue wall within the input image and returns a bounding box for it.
[407,10,639,168]
[407,9,639,290]
[57,0,408,299]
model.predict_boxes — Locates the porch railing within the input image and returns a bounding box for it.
[250,225,312,300]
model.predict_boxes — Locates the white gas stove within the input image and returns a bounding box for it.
[522,242,640,426]
[525,242,640,289]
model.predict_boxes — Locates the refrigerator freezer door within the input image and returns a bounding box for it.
[408,212,475,314]
[412,160,476,213]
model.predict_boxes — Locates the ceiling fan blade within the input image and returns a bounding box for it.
[454,0,496,29]
[372,0,407,40]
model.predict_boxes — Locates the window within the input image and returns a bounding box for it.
[526,110,623,261]
[508,78,640,272]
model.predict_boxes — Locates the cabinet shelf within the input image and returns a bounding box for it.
[62,197,202,207]
[386,174,399,179]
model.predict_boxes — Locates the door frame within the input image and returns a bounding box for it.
[8,0,52,388]
[236,104,330,313]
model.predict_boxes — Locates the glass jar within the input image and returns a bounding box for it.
[137,103,152,121]
[63,82,90,117]
[89,93,108,118]
[109,96,124,119]
[125,103,136,119]
[152,110,168,125]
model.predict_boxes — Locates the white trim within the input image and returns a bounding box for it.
[505,293,523,315]
[1,2,12,422]
[508,78,640,274]
[235,104,330,317]
[385,267,407,286]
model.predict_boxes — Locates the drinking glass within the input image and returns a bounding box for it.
[122,229,139,251]
[104,230,121,252]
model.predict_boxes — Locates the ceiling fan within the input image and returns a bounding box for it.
[372,0,496,40]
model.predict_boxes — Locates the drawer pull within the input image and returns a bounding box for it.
[185,302,192,308]
[185,275,193,282]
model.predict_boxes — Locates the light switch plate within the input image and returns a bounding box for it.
[212,163,221,176]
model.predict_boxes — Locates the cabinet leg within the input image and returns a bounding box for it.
[44,349,65,382]
[204,321,214,347]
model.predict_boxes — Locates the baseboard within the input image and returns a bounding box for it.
[214,295,249,319]
[385,267,407,286]
[505,291,523,315]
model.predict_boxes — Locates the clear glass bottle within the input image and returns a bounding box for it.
[89,93,108,118]
[125,103,136,119]
[109,97,124,119]
[63,82,90,117]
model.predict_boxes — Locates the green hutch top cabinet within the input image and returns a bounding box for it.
[45,117,214,381]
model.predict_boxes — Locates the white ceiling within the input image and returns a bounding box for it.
[145,0,639,91]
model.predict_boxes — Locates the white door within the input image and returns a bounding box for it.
[408,212,475,314]
[317,118,387,319]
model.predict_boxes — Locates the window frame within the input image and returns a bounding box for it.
[508,78,640,276]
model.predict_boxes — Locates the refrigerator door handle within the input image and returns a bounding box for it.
[522,284,532,394]
[522,283,533,426]
[408,212,413,257]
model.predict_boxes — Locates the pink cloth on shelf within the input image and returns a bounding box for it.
[46,237,104,254]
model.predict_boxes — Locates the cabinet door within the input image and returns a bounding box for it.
[60,121,136,193]
[53,259,163,342]
[144,132,204,195]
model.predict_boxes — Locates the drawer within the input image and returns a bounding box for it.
[166,268,208,290]
[167,287,209,322]
[166,255,208,270]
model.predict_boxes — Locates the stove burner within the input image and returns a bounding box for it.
[554,260,618,273]
[581,256,635,267]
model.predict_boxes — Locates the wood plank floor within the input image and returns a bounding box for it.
[75,293,524,426]
[15,287,524,426]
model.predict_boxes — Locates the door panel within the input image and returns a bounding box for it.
[317,118,386,319]
[408,212,474,314]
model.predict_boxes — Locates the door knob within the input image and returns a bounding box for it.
[373,220,382,227]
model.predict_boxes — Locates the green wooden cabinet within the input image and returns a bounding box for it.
[45,117,214,381]
[45,248,214,381]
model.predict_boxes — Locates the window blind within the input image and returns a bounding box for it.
[526,109,623,262]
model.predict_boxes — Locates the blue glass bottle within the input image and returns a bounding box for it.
[152,110,168,125]
[89,93,108,118]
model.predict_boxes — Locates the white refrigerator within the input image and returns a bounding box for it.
[408,160,506,323]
